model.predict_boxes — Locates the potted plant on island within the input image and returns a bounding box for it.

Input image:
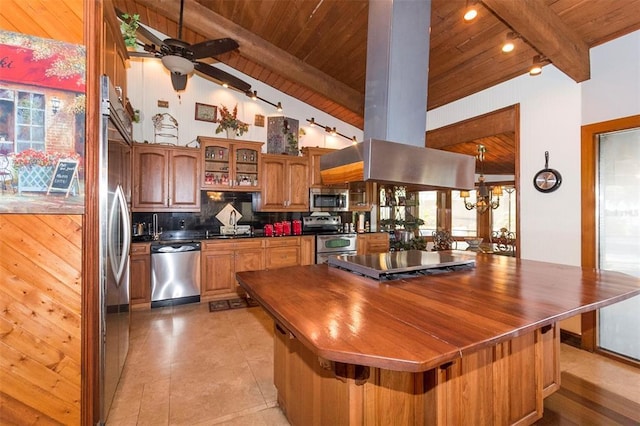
[215,104,249,139]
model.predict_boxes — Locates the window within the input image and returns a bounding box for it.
[451,190,477,237]
[417,191,437,236]
[0,89,15,153]
[492,187,517,233]
[16,91,46,152]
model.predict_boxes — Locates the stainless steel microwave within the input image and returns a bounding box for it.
[309,188,349,212]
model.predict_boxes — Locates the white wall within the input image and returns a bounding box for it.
[126,58,361,151]
[582,31,640,125]
[427,30,640,266]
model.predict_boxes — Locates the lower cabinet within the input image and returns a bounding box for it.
[201,240,265,299]
[201,236,314,300]
[357,232,390,255]
[265,238,300,269]
[130,243,151,308]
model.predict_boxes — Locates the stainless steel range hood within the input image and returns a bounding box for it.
[320,0,475,190]
[320,139,475,190]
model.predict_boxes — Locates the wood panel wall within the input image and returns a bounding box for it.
[1,1,85,424]
[0,215,82,425]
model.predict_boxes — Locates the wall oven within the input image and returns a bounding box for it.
[316,233,357,264]
[309,188,349,212]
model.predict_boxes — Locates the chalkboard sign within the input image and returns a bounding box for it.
[47,160,79,197]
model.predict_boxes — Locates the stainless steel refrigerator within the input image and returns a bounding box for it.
[99,75,133,423]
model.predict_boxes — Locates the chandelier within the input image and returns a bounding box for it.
[460,145,503,214]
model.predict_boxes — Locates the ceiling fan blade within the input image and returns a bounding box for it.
[128,51,157,58]
[194,62,251,92]
[191,38,239,60]
[170,73,188,92]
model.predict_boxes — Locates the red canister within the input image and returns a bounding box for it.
[264,224,273,237]
[292,220,302,235]
[274,222,284,237]
[283,221,292,236]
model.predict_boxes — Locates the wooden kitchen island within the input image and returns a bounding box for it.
[236,252,640,425]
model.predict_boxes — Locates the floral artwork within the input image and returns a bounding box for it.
[0,30,85,213]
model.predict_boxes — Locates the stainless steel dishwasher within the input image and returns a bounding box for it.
[150,241,201,308]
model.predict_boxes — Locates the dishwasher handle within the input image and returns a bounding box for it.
[151,242,201,253]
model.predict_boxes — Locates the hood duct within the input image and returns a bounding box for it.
[320,0,475,190]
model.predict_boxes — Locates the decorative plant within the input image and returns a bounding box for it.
[283,119,298,155]
[215,104,249,136]
[12,149,79,169]
[120,13,140,48]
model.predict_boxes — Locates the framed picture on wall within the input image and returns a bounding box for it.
[195,103,217,122]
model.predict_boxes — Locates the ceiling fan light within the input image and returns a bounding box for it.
[161,55,194,75]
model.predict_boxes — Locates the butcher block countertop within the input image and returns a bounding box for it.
[236,252,640,373]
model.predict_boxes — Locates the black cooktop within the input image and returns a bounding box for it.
[328,250,476,280]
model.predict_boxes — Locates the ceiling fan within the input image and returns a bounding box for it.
[116,0,251,93]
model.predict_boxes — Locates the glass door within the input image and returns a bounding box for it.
[597,127,640,362]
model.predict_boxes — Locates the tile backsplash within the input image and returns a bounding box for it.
[132,191,309,235]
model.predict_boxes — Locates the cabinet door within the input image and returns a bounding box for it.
[287,157,310,210]
[201,250,235,297]
[541,323,560,398]
[130,255,150,305]
[300,236,315,265]
[132,146,168,210]
[266,246,301,269]
[169,150,200,210]
[202,141,232,189]
[261,157,288,209]
[235,248,265,293]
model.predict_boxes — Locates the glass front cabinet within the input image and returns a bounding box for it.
[198,136,263,191]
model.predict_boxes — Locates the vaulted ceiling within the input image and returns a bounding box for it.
[111,0,640,129]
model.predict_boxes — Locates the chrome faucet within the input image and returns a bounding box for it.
[230,210,237,235]
[152,214,162,240]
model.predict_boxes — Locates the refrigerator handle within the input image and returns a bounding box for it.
[108,184,131,285]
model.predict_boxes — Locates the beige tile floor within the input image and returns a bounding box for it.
[107,302,290,425]
[108,302,639,425]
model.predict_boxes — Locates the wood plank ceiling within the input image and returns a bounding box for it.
[109,0,640,175]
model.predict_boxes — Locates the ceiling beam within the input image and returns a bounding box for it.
[130,0,364,117]
[481,0,590,82]
[426,105,516,149]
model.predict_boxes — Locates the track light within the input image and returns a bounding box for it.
[501,32,518,53]
[222,82,229,88]
[463,1,478,21]
[305,118,354,142]
[251,90,258,100]
[276,102,283,112]
[529,55,544,76]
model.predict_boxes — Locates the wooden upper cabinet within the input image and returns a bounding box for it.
[257,155,309,211]
[302,147,346,188]
[102,2,128,99]
[132,144,200,212]
[198,137,263,191]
